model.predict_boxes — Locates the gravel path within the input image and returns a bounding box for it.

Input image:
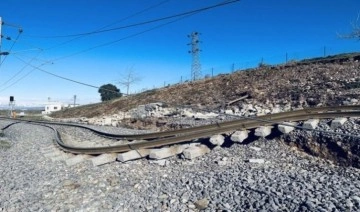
[1,121,360,211]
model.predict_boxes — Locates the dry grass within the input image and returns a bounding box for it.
[51,53,360,119]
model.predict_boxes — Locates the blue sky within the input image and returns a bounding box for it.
[0,0,359,106]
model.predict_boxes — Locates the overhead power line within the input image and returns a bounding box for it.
[0,1,169,89]
[6,14,194,92]
[2,21,23,29]
[0,51,43,90]
[0,66,36,93]
[28,0,240,38]
[0,7,198,93]
[13,55,126,95]
[0,32,22,68]
[44,0,172,50]
[0,1,180,92]
[52,13,194,62]
[0,0,241,95]
[0,18,23,69]
[92,0,172,33]
[41,0,239,62]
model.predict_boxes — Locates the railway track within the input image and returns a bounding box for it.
[1,105,360,157]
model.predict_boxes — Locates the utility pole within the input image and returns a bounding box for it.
[73,95,76,107]
[0,17,3,62]
[9,96,15,118]
[188,32,201,81]
[0,18,21,63]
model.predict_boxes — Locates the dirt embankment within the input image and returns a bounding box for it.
[51,55,360,168]
[52,58,360,119]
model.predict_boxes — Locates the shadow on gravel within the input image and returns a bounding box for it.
[199,138,218,150]
[265,126,283,140]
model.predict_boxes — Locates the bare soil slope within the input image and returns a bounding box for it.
[51,53,360,119]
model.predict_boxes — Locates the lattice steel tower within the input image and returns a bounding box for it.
[188,32,201,81]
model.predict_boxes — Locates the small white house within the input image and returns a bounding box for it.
[42,102,64,114]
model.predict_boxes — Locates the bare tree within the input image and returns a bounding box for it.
[117,68,141,95]
[339,13,360,40]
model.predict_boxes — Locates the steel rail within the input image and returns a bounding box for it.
[1,105,360,141]
[38,104,360,141]
[54,110,360,154]
[1,106,359,154]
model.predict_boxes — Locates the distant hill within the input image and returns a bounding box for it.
[0,105,45,111]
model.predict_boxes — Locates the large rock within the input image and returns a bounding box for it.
[130,105,148,119]
[194,198,209,210]
[225,109,233,115]
[103,118,112,126]
[247,158,265,163]
[182,109,218,119]
[194,112,219,119]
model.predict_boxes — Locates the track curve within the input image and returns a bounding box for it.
[1,105,360,154]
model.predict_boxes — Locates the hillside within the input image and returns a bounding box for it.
[51,52,360,119]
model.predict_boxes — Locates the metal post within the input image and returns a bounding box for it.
[73,95,76,107]
[188,32,201,81]
[9,96,15,118]
[0,17,2,62]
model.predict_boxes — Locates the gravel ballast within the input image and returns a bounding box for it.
[1,121,360,211]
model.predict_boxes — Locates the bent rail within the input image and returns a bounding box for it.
[54,110,360,154]
[1,105,359,154]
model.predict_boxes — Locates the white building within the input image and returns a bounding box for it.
[42,102,64,114]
